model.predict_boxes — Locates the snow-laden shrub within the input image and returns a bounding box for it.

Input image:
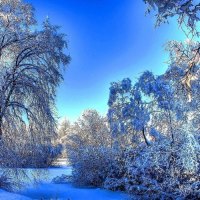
[0,173,13,191]
[71,146,114,186]
[27,143,63,168]
[124,141,174,198]
[52,174,72,184]
[123,127,200,199]
[103,149,127,191]
[104,178,126,191]
[20,143,62,168]
[0,137,62,168]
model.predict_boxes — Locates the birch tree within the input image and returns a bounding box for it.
[0,0,70,139]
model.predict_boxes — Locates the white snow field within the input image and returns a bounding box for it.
[0,189,31,200]
[0,166,129,200]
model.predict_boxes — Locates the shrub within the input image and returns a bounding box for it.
[123,129,200,199]
[70,146,114,186]
[0,138,62,168]
[103,149,126,191]
[0,173,13,191]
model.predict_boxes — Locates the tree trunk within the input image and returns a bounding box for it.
[142,127,150,146]
[0,117,2,140]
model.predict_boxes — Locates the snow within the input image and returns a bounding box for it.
[0,189,31,200]
[18,183,128,200]
[1,166,129,200]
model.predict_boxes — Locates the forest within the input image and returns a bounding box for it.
[0,0,200,200]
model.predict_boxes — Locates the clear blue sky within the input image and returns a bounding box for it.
[27,0,186,121]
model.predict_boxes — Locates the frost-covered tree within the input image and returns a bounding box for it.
[108,78,150,148]
[106,49,200,197]
[108,73,177,147]
[144,0,200,35]
[56,118,72,158]
[165,39,200,102]
[67,110,111,148]
[58,118,71,139]
[92,1,200,198]
[143,0,200,97]
[0,0,70,139]
[66,109,113,186]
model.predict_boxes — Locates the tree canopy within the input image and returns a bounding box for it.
[0,0,70,138]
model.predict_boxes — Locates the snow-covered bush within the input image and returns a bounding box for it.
[117,128,198,197]
[103,149,127,191]
[71,146,114,186]
[0,173,13,191]
[52,174,72,184]
[25,143,62,168]
[0,127,62,168]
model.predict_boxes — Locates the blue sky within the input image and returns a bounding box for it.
[28,0,186,121]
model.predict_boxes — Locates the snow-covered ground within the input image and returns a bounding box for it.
[18,182,129,200]
[0,189,31,200]
[0,165,129,200]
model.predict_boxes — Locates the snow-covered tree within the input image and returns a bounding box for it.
[106,47,200,197]
[66,109,113,186]
[67,110,111,148]
[57,118,72,145]
[0,0,70,139]
[144,0,200,35]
